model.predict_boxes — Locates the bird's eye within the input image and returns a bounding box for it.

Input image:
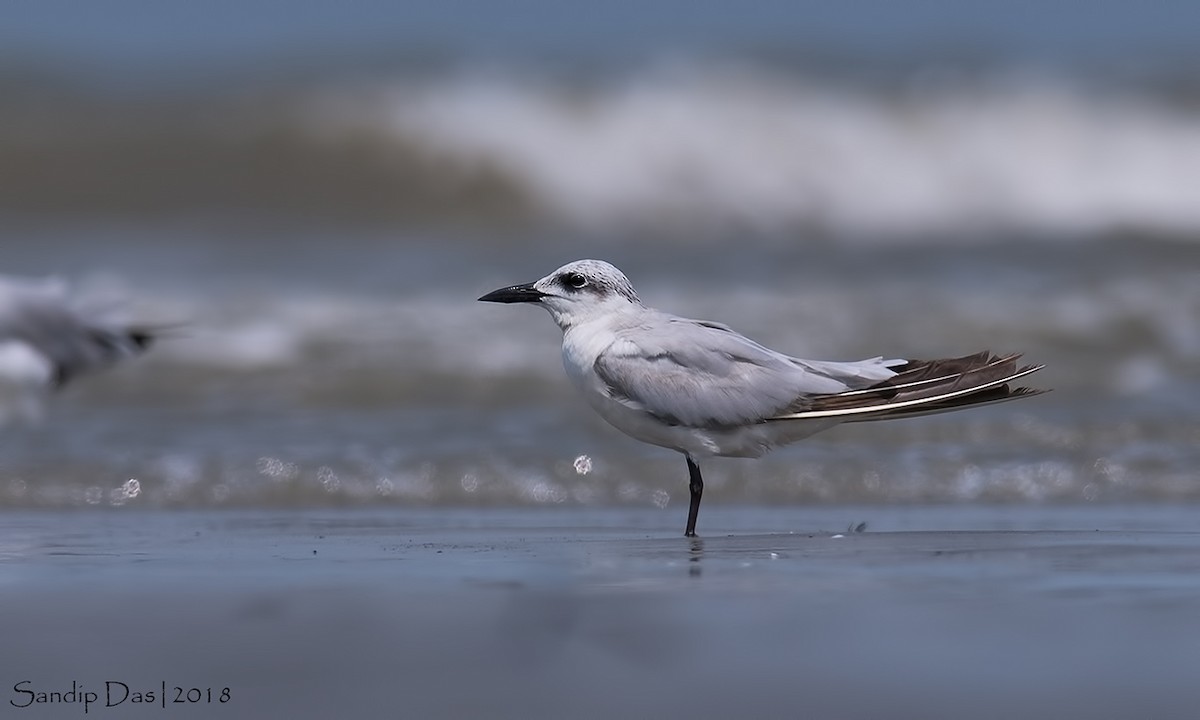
[562,272,588,290]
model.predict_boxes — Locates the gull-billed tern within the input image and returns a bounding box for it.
[480,259,1045,536]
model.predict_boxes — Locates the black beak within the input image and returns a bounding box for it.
[478,282,546,304]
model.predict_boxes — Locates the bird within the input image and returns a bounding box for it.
[479,259,1046,536]
[0,275,157,423]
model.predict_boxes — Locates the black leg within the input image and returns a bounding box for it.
[684,457,703,537]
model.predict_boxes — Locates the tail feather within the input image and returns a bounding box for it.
[769,351,1046,423]
[840,385,1048,423]
[831,351,1014,399]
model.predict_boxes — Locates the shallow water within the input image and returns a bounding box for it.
[3,506,1200,719]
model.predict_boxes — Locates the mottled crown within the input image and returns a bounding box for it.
[545,260,641,304]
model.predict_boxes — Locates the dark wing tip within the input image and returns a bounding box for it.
[127,329,155,351]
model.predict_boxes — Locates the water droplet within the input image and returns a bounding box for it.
[318,466,340,492]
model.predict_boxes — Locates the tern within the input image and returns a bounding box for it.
[479,259,1046,536]
[0,275,157,423]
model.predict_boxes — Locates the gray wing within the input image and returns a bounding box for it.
[593,313,900,428]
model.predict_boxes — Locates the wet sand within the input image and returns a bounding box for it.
[3,506,1200,719]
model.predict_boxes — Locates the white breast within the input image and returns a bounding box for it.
[0,340,54,387]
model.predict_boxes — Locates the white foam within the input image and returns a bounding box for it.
[345,63,1200,236]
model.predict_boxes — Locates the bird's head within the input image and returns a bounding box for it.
[478,259,642,330]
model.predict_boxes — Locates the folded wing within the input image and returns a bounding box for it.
[593,315,903,428]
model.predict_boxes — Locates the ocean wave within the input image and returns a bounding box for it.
[323,62,1200,237]
[6,60,1200,239]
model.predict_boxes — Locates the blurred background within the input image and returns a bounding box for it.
[2,0,1198,510]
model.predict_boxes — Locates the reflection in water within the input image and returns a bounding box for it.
[688,538,704,578]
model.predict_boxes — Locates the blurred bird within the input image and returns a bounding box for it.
[0,275,157,423]
[480,259,1046,536]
